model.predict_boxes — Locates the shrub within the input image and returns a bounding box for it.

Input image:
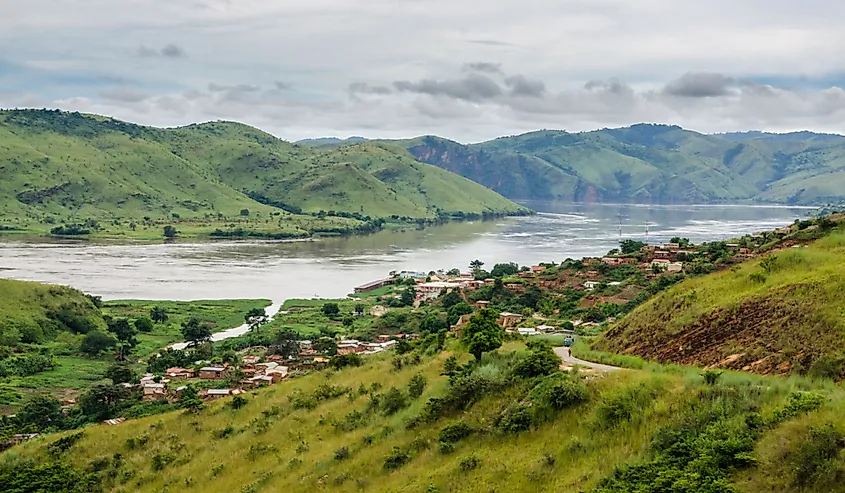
[439,421,474,444]
[789,423,845,487]
[333,446,350,461]
[212,426,235,440]
[497,404,534,433]
[383,447,411,471]
[230,395,248,410]
[47,432,85,456]
[547,378,590,409]
[330,354,363,370]
[514,341,561,378]
[438,441,455,454]
[459,455,481,471]
[701,370,724,385]
[151,453,175,471]
[772,392,826,424]
[381,387,410,415]
[595,383,658,428]
[125,433,149,450]
[408,374,427,398]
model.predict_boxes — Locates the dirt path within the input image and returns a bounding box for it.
[554,346,623,372]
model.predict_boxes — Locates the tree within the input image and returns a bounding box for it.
[240,208,250,216]
[354,303,365,316]
[447,268,461,276]
[322,303,340,318]
[440,290,462,308]
[669,237,691,248]
[244,307,266,323]
[447,302,473,326]
[80,331,117,356]
[105,363,135,384]
[400,286,416,307]
[79,384,132,420]
[107,318,137,360]
[150,306,169,324]
[163,225,178,238]
[514,341,560,378]
[490,262,519,278]
[181,318,212,346]
[314,337,338,356]
[469,259,485,271]
[16,395,65,431]
[134,316,154,333]
[408,374,427,398]
[342,315,354,327]
[462,308,503,362]
[620,239,647,254]
[420,314,448,334]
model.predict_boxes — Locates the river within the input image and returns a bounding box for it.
[0,202,811,303]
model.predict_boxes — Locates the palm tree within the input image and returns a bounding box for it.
[150,306,168,324]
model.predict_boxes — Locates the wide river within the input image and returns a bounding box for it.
[0,202,811,302]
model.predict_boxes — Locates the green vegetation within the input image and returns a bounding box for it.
[5,337,845,493]
[597,227,845,378]
[399,124,845,205]
[0,110,528,239]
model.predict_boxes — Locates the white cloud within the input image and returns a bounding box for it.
[2,0,845,141]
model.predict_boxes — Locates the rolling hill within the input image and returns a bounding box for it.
[395,124,845,205]
[595,225,845,378]
[0,110,528,237]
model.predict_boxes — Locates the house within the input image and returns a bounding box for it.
[203,389,231,401]
[739,248,752,255]
[242,355,261,365]
[653,251,672,259]
[142,383,166,401]
[517,327,538,336]
[298,340,313,350]
[498,312,523,328]
[650,259,671,270]
[663,243,680,250]
[535,325,555,332]
[165,367,194,379]
[247,375,275,387]
[531,265,547,273]
[102,418,126,426]
[264,367,288,382]
[199,366,227,379]
[353,278,394,293]
[775,226,793,234]
[608,281,622,287]
[417,281,461,300]
[476,300,490,309]
[666,262,684,273]
[584,281,600,290]
[337,344,367,355]
[601,257,620,265]
[618,257,638,265]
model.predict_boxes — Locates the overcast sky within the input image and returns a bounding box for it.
[3,0,845,142]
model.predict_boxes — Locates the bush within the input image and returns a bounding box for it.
[381,387,410,416]
[230,395,248,410]
[383,447,411,470]
[701,370,724,385]
[439,421,474,444]
[333,446,350,461]
[789,423,845,488]
[408,374,427,399]
[594,383,659,428]
[514,341,561,378]
[546,378,590,410]
[497,404,534,433]
[771,392,826,424]
[438,441,455,454]
[459,455,481,471]
[330,354,363,370]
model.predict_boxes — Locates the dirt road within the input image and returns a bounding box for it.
[554,346,623,372]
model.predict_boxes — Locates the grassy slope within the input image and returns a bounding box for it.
[400,125,845,205]
[0,110,526,237]
[6,345,845,493]
[596,230,845,376]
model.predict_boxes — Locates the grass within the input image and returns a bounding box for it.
[0,110,527,240]
[595,229,845,377]
[6,340,845,493]
[102,299,271,357]
[397,125,845,205]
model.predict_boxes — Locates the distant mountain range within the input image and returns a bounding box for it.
[0,110,527,231]
[388,125,845,205]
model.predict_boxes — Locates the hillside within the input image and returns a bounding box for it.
[0,110,527,238]
[395,125,845,205]
[596,226,845,378]
[5,340,845,493]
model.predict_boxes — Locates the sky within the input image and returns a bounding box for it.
[2,0,845,142]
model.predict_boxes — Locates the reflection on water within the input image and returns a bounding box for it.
[0,202,810,302]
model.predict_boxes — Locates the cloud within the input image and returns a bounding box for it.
[99,87,151,103]
[663,72,736,98]
[463,62,503,74]
[504,75,545,97]
[274,81,293,90]
[137,44,187,59]
[393,73,503,102]
[348,82,392,95]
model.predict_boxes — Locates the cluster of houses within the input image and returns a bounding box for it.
[336,337,403,355]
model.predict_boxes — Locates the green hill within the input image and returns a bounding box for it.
[595,224,845,378]
[396,125,845,205]
[0,110,528,238]
[6,340,845,493]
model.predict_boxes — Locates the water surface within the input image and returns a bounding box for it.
[0,202,810,302]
